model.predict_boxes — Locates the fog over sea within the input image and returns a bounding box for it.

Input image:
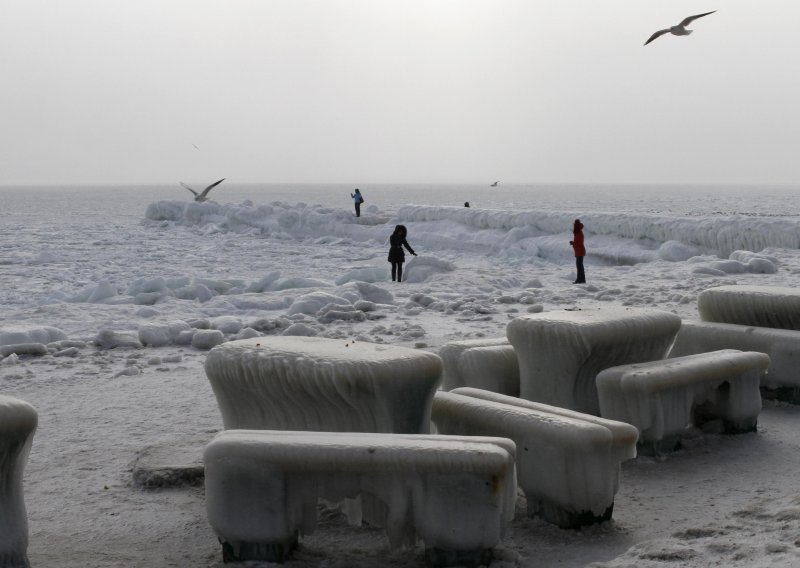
[3,182,800,568]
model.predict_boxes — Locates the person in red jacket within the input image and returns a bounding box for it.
[570,219,586,284]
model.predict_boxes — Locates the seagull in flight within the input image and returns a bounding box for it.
[644,11,716,46]
[180,178,225,202]
[490,181,499,187]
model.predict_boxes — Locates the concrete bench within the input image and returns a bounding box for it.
[507,308,682,415]
[205,337,443,433]
[669,320,800,402]
[204,430,516,566]
[0,396,38,568]
[597,350,768,454]
[439,338,519,395]
[432,387,637,529]
[698,285,800,330]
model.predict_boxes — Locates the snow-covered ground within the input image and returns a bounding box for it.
[2,183,800,567]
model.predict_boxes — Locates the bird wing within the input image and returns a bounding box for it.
[200,178,226,197]
[644,28,670,45]
[681,10,716,27]
[180,182,198,197]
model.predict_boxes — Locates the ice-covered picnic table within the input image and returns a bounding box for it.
[507,308,682,415]
[205,336,443,433]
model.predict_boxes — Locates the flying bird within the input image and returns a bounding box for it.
[180,178,225,202]
[490,181,499,187]
[644,11,716,46]
[192,144,200,151]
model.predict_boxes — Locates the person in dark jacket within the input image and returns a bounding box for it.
[388,225,416,282]
[570,219,586,284]
[350,188,364,217]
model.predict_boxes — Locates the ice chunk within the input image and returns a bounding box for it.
[0,343,48,358]
[0,395,37,568]
[597,350,768,452]
[138,320,192,347]
[506,308,681,414]
[403,256,455,284]
[0,325,67,347]
[286,291,350,316]
[433,388,637,528]
[93,330,143,349]
[334,266,390,285]
[699,285,800,330]
[191,330,225,350]
[204,430,516,564]
[204,337,443,433]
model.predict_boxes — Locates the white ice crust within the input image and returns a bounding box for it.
[506,308,682,414]
[205,337,443,433]
[433,388,637,525]
[597,350,768,444]
[438,338,518,395]
[698,285,800,330]
[669,320,800,389]
[0,395,38,568]
[204,430,516,553]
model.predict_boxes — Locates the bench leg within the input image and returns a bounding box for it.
[527,498,614,529]
[221,532,298,564]
[425,547,493,568]
[0,552,30,568]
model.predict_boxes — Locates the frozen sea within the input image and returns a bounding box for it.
[2,182,800,567]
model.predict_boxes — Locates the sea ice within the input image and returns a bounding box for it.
[438,338,518,395]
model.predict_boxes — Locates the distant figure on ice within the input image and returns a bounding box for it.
[388,225,416,282]
[464,201,470,207]
[180,178,225,202]
[351,188,364,217]
[570,219,586,284]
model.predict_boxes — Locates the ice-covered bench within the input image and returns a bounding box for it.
[204,430,516,566]
[506,308,682,415]
[0,396,38,568]
[597,350,768,454]
[439,338,519,395]
[698,285,800,330]
[431,387,638,529]
[669,320,800,403]
[205,337,443,433]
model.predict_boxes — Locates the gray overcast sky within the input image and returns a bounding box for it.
[1,1,798,185]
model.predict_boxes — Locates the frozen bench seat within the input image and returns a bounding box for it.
[204,430,516,567]
[439,338,519,395]
[432,387,637,529]
[205,337,443,433]
[507,308,681,415]
[699,285,800,330]
[0,396,38,568]
[597,350,768,454]
[670,320,800,402]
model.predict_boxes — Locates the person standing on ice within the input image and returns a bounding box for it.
[388,225,416,282]
[350,188,364,217]
[570,219,586,284]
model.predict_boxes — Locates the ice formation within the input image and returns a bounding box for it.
[0,325,66,347]
[432,388,637,528]
[506,308,682,414]
[698,285,800,330]
[204,430,516,565]
[669,320,800,393]
[0,396,38,568]
[597,350,768,452]
[438,338,519,395]
[205,337,443,433]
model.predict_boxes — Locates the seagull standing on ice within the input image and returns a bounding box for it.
[180,178,225,202]
[644,11,716,46]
